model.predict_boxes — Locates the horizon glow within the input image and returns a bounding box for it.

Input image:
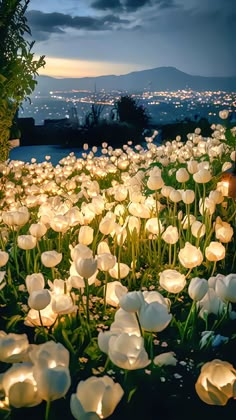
[37,56,148,78]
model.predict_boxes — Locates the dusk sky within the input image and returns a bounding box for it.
[26,0,235,79]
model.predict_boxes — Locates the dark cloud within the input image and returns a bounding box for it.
[26,10,130,40]
[91,0,176,12]
[91,0,122,11]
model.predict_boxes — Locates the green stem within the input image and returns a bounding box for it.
[84,277,90,324]
[172,243,177,267]
[182,301,196,342]
[38,310,48,341]
[135,312,143,337]
[117,245,121,281]
[26,250,31,273]
[45,400,51,420]
[103,271,108,316]
[168,244,172,266]
[210,260,217,277]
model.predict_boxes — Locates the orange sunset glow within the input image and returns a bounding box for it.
[37,56,145,78]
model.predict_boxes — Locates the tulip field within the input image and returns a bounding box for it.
[0,115,236,419]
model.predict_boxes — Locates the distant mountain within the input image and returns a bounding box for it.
[35,66,236,94]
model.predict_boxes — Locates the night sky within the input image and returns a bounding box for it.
[27,0,236,78]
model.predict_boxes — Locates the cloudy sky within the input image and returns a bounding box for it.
[27,0,235,78]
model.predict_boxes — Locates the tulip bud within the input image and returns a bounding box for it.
[34,366,71,401]
[97,253,116,271]
[215,273,236,303]
[26,273,45,294]
[159,269,186,294]
[28,289,51,311]
[176,168,189,183]
[205,242,225,262]
[162,226,179,244]
[78,226,94,245]
[147,175,164,190]
[17,235,37,250]
[41,250,62,268]
[119,291,144,312]
[75,257,97,279]
[29,223,47,238]
[188,277,208,301]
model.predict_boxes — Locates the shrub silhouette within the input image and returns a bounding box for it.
[113,95,150,130]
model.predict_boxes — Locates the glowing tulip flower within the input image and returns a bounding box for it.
[114,186,128,201]
[182,214,196,229]
[215,273,236,303]
[99,215,116,235]
[162,226,179,244]
[66,207,83,227]
[97,253,116,271]
[97,241,111,255]
[188,277,208,301]
[178,242,203,269]
[119,291,144,312]
[154,352,177,367]
[205,242,225,262]
[1,363,42,408]
[197,288,227,318]
[69,262,97,288]
[2,207,30,227]
[0,331,29,363]
[50,215,69,233]
[51,294,77,315]
[128,202,150,219]
[112,224,127,246]
[147,175,164,190]
[215,217,234,243]
[108,333,150,370]
[139,301,172,332]
[75,257,97,279]
[17,235,37,250]
[169,189,182,203]
[78,226,94,245]
[176,168,189,183]
[127,215,141,234]
[25,273,45,294]
[145,218,164,235]
[105,281,128,307]
[29,223,47,238]
[193,169,212,184]
[142,290,170,308]
[195,359,236,405]
[70,376,124,419]
[41,250,62,268]
[33,365,71,402]
[111,308,141,336]
[159,269,186,294]
[0,250,9,267]
[209,190,224,204]
[25,304,57,327]
[187,160,198,174]
[29,341,70,369]
[191,221,206,238]
[181,189,195,204]
[28,289,51,311]
[161,185,174,198]
[70,243,93,261]
[109,262,130,279]
[199,197,216,216]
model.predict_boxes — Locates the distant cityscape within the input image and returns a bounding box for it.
[20,88,236,127]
